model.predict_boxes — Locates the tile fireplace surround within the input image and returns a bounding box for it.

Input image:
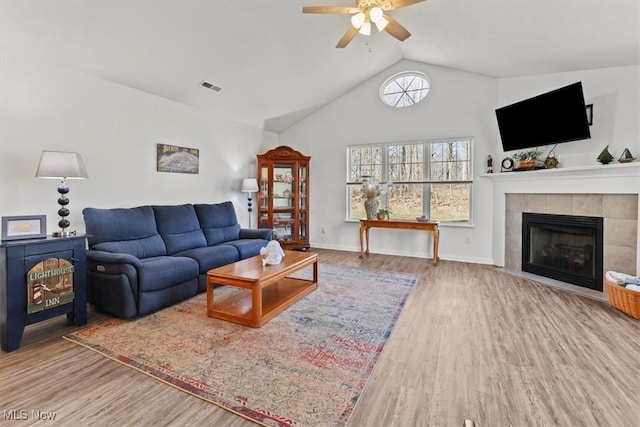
[505,193,637,276]
[487,163,640,286]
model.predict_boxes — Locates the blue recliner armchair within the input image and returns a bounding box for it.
[83,201,271,319]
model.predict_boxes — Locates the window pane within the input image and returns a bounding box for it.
[348,146,383,182]
[388,144,423,182]
[430,184,470,222]
[379,72,431,108]
[387,184,424,220]
[430,161,444,181]
[348,185,366,219]
[429,140,471,182]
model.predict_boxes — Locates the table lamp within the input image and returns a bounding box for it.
[35,150,88,237]
[241,178,259,228]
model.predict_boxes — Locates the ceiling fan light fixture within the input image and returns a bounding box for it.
[351,12,366,28]
[302,0,424,48]
[369,7,384,23]
[375,16,389,31]
[359,21,371,35]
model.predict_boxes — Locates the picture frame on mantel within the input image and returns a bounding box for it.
[1,215,47,241]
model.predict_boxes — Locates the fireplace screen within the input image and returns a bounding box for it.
[522,213,603,291]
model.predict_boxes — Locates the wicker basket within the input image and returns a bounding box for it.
[605,278,640,319]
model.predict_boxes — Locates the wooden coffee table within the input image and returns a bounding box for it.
[206,250,318,327]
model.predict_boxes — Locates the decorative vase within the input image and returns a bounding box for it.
[364,198,378,220]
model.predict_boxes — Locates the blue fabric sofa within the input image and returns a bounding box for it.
[82,201,271,319]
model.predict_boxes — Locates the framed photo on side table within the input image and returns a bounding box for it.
[1,215,47,241]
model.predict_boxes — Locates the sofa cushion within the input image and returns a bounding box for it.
[92,236,167,260]
[83,206,167,258]
[225,239,270,259]
[138,256,199,293]
[153,204,207,255]
[175,244,240,274]
[194,202,241,245]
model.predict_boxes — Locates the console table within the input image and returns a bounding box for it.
[359,219,440,266]
[0,235,87,352]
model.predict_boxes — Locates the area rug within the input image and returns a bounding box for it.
[64,263,417,427]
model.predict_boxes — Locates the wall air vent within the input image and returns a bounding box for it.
[199,81,222,92]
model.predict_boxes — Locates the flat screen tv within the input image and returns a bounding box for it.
[496,82,591,152]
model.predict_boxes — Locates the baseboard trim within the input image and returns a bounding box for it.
[309,242,494,265]
[496,267,607,302]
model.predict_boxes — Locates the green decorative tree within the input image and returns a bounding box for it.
[597,145,614,164]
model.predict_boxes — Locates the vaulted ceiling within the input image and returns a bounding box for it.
[1,1,638,133]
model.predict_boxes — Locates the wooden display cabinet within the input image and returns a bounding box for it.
[257,146,310,250]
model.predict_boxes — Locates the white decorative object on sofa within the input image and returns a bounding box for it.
[260,240,285,266]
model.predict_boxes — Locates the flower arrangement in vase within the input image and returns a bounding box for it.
[361,176,389,219]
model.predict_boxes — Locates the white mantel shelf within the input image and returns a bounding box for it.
[479,161,640,182]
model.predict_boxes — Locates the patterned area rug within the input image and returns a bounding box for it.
[64,263,417,427]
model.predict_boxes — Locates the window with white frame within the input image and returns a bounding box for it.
[347,138,473,223]
[379,71,431,108]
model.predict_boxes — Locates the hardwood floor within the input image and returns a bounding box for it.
[2,249,638,426]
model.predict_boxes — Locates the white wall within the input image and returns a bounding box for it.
[277,59,499,264]
[495,65,640,167]
[0,51,278,234]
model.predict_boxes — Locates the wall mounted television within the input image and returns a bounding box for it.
[495,82,591,152]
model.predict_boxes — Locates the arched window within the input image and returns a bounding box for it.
[379,71,430,108]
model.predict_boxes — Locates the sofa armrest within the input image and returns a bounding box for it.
[86,250,144,269]
[240,228,272,240]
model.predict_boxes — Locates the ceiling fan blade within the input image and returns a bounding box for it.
[381,0,425,11]
[383,15,411,41]
[302,6,361,14]
[336,26,359,48]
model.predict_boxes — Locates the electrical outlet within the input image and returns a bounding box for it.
[465,236,471,245]
[320,227,326,242]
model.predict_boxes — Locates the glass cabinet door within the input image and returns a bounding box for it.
[259,163,269,210]
[258,163,270,229]
[299,164,307,209]
[272,163,294,211]
[298,212,307,241]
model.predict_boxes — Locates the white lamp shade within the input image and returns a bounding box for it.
[359,21,371,36]
[351,12,366,29]
[375,16,389,31]
[241,178,259,193]
[35,150,88,179]
[369,7,384,22]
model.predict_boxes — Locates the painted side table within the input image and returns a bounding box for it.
[0,235,87,352]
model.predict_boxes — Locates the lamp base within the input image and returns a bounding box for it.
[52,230,76,238]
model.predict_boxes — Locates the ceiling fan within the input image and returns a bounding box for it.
[303,0,425,48]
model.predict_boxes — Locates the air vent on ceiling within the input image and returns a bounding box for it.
[199,80,222,92]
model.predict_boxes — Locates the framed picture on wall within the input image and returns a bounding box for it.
[156,143,200,174]
[1,215,47,241]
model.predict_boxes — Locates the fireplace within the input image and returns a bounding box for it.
[522,213,603,291]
